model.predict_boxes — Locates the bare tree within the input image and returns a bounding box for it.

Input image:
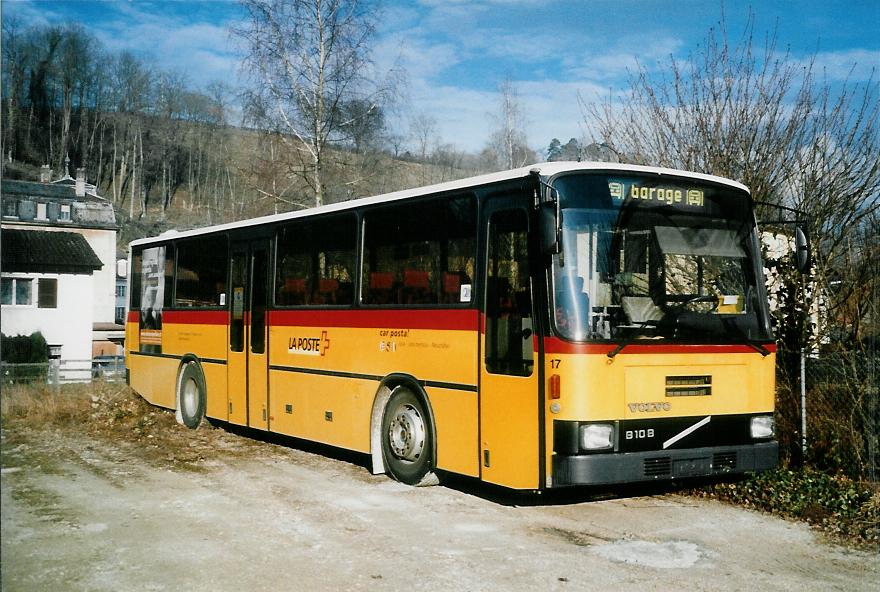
[409,112,436,162]
[580,16,879,467]
[234,0,393,207]
[1,17,27,164]
[581,17,879,349]
[485,78,534,170]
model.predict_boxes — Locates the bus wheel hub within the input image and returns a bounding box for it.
[388,404,425,461]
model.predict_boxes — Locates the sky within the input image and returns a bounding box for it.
[3,0,879,154]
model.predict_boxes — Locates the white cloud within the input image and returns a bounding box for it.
[93,12,240,90]
[809,49,880,82]
[1,0,54,28]
[403,78,497,150]
[563,35,684,83]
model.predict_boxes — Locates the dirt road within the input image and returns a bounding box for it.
[2,399,877,591]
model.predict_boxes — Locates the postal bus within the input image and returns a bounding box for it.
[126,162,792,490]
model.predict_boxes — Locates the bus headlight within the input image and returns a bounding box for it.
[580,423,614,451]
[750,415,775,439]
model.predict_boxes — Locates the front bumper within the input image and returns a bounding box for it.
[552,442,778,487]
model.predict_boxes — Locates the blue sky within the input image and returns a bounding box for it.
[4,0,879,153]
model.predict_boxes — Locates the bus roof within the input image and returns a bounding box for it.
[129,161,750,248]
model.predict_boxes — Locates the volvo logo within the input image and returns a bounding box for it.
[628,402,671,413]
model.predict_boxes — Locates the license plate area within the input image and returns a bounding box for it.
[673,456,710,478]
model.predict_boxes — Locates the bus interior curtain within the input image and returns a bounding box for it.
[654,226,746,258]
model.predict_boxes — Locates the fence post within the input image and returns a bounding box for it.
[800,347,807,457]
[50,358,61,395]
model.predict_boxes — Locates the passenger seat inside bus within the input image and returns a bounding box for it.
[442,272,461,304]
[402,269,433,304]
[282,277,308,305]
[315,278,339,305]
[368,272,394,304]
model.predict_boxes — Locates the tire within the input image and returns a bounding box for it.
[177,361,206,429]
[381,386,434,485]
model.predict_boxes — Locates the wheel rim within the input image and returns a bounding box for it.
[182,377,199,418]
[387,403,425,462]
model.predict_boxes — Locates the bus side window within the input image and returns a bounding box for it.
[275,214,356,307]
[361,195,476,307]
[176,236,227,307]
[485,209,533,376]
[230,253,246,352]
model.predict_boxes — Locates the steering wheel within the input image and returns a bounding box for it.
[668,294,719,313]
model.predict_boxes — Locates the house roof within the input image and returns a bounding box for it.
[1,228,103,274]
[2,178,83,200]
[1,178,117,228]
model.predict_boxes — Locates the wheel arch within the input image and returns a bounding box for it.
[369,373,438,476]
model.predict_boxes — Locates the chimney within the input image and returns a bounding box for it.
[40,164,51,183]
[76,167,86,197]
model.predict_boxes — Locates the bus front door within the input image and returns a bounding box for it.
[480,205,541,489]
[227,240,270,430]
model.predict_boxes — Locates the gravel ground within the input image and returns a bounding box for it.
[1,386,877,591]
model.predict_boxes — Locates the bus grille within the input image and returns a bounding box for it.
[644,456,672,477]
[713,451,738,471]
[665,375,712,397]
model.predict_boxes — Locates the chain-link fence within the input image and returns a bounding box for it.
[776,348,878,482]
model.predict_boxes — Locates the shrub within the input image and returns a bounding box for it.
[695,468,879,549]
[1,332,48,363]
[1,332,49,383]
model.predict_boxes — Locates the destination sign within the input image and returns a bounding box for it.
[609,181,705,208]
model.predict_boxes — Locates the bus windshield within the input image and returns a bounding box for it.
[550,173,772,344]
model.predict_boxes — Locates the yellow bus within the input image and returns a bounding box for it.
[126,162,788,490]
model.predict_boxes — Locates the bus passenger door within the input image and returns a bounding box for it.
[227,240,270,430]
[480,205,541,489]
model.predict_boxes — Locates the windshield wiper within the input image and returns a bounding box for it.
[741,339,771,356]
[607,317,771,358]
[607,340,631,359]
[607,321,659,359]
[718,314,772,356]
[610,335,770,358]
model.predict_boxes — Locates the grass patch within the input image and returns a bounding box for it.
[2,382,264,472]
[1,382,93,426]
[690,468,879,550]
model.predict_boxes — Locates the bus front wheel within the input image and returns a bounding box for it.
[177,362,206,429]
[381,387,435,485]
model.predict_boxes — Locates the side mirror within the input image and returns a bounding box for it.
[539,202,561,255]
[795,226,810,274]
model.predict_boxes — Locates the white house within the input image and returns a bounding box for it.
[1,229,102,366]
[1,161,120,369]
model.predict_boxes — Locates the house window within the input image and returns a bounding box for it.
[116,284,126,297]
[1,278,34,306]
[59,204,71,221]
[115,306,126,324]
[38,278,57,308]
[36,203,48,220]
[2,200,17,218]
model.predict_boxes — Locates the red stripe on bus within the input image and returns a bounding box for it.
[543,337,777,355]
[268,309,479,331]
[127,311,139,322]
[163,310,230,325]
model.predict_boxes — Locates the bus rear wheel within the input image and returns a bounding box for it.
[381,387,434,485]
[177,362,206,429]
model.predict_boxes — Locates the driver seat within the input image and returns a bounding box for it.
[622,296,663,324]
